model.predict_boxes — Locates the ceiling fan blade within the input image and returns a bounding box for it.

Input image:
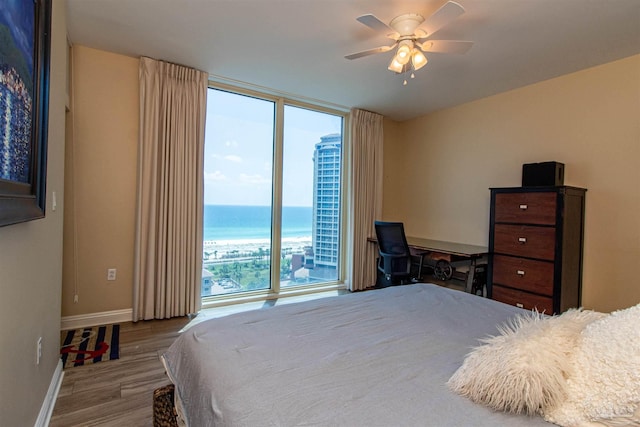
[419,40,473,54]
[345,44,396,60]
[421,1,465,37]
[356,14,393,32]
[414,29,428,39]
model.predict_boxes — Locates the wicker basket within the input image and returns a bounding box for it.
[153,384,179,427]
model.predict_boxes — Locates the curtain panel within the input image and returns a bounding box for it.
[134,57,208,320]
[348,108,384,291]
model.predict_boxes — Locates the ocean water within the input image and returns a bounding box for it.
[203,205,312,241]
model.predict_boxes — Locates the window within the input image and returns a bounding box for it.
[202,86,346,299]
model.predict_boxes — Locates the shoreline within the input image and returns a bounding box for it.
[203,236,312,259]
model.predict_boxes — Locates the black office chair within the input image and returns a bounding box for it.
[374,221,428,285]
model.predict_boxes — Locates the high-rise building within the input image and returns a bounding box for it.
[311,133,341,279]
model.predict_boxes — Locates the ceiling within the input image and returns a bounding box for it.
[66,0,640,121]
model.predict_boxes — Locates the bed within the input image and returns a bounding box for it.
[162,283,558,426]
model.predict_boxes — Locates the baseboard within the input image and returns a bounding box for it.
[61,308,133,330]
[35,359,64,427]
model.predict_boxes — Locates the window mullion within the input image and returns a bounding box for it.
[270,98,285,294]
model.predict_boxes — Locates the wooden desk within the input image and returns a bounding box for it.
[369,237,488,294]
[405,237,487,258]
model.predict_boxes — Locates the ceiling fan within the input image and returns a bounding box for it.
[345,1,473,80]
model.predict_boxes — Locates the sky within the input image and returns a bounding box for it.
[204,88,343,207]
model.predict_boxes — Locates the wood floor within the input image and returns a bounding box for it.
[50,316,190,426]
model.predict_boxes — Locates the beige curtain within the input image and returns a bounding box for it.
[134,57,208,320]
[348,108,384,291]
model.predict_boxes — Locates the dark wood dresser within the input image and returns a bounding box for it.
[488,186,586,314]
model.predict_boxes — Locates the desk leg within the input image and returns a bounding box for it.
[465,258,477,294]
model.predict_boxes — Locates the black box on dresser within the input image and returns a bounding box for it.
[487,186,586,314]
[522,161,565,187]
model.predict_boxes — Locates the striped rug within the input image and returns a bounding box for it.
[60,324,120,369]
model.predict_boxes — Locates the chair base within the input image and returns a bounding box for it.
[375,270,417,288]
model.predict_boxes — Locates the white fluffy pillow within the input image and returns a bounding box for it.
[543,303,640,427]
[447,308,605,415]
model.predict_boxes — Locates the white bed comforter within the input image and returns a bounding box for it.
[162,283,553,427]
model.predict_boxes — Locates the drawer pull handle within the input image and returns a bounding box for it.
[519,204,528,210]
[518,237,527,244]
[516,303,524,308]
[517,270,525,276]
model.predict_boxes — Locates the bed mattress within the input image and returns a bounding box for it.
[162,283,553,426]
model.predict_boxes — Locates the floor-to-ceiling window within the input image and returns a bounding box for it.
[202,86,346,299]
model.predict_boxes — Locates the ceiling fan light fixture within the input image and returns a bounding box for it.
[394,40,413,65]
[388,57,404,73]
[347,2,472,83]
[411,49,428,70]
[395,53,410,65]
[397,41,412,56]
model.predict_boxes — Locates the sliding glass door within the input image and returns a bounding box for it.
[202,87,345,298]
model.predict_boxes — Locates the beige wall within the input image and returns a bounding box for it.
[383,54,640,313]
[0,0,67,424]
[61,45,139,317]
[61,47,638,318]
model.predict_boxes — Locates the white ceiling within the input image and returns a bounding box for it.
[66,0,640,121]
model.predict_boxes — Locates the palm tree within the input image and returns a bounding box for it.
[221,264,230,278]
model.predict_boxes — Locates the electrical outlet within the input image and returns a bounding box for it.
[107,268,117,281]
[36,337,42,365]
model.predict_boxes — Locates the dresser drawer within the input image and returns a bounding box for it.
[493,224,555,260]
[492,285,554,314]
[492,255,554,296]
[494,192,557,225]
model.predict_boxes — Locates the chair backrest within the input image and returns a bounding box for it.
[374,221,410,256]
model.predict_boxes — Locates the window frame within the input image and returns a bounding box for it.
[202,81,350,307]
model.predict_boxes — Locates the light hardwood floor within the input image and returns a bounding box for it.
[50,316,190,426]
